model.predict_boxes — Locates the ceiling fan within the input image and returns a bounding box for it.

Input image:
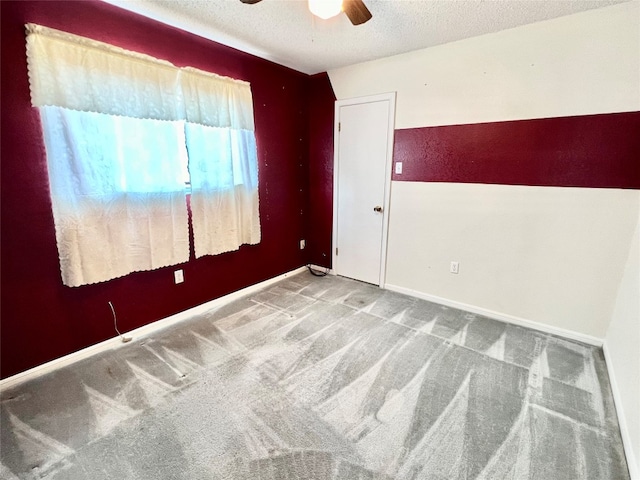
[239,0,372,26]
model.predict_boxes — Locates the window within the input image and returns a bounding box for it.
[26,24,260,287]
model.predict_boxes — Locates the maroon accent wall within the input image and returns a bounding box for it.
[393,112,640,188]
[307,73,336,268]
[0,1,312,378]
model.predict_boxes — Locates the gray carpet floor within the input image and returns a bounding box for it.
[0,272,630,479]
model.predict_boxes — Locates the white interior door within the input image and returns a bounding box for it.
[333,93,396,286]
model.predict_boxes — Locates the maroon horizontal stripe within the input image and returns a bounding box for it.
[392,112,640,188]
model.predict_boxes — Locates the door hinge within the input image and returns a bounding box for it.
[338,122,341,132]
[335,247,339,256]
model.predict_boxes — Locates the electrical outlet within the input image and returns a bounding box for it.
[174,269,184,284]
[395,162,403,174]
[300,239,306,250]
[450,261,459,274]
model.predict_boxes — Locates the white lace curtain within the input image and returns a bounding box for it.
[26,24,260,287]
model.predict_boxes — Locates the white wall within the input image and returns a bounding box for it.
[327,1,640,339]
[605,211,640,480]
[329,1,640,128]
[386,183,638,339]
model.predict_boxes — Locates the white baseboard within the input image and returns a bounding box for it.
[384,283,603,347]
[0,266,308,392]
[603,341,639,480]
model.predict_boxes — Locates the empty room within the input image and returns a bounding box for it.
[1,0,638,479]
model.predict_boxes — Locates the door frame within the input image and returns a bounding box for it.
[332,92,397,288]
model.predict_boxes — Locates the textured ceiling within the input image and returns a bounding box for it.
[104,0,629,74]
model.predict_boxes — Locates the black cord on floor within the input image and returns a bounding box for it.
[307,265,329,277]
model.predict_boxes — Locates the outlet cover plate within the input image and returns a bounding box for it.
[174,269,184,283]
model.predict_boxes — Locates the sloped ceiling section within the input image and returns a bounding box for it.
[104,0,628,74]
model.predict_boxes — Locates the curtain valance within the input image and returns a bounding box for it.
[26,24,254,130]
[181,67,255,131]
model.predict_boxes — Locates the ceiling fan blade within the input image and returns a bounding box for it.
[343,0,372,25]
[239,0,262,4]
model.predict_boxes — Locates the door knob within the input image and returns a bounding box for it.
[373,206,383,213]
